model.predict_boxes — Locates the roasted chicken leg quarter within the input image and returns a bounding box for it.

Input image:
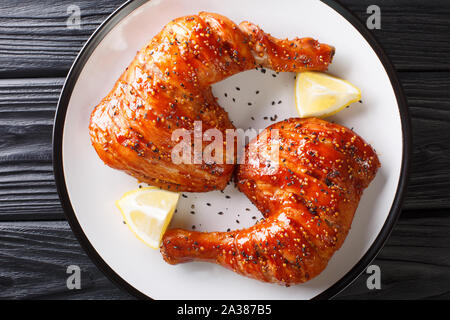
[161,118,380,286]
[89,12,335,192]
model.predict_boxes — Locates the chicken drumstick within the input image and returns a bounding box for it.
[89,12,335,192]
[161,118,380,285]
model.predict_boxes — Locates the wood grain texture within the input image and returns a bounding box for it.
[0,72,448,219]
[1,213,449,300]
[337,210,450,299]
[403,72,450,210]
[0,221,133,299]
[0,78,63,220]
[0,0,123,78]
[0,0,449,78]
[340,0,450,71]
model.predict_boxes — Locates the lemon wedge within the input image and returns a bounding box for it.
[116,187,180,249]
[295,71,361,118]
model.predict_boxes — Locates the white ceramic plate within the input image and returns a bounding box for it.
[54,0,410,300]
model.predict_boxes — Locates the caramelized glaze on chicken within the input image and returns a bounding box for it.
[89,12,335,192]
[161,118,380,285]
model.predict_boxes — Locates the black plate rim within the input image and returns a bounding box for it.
[52,0,411,300]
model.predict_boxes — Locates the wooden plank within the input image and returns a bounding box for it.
[340,0,450,71]
[0,72,449,219]
[0,78,63,220]
[0,0,449,78]
[0,0,124,78]
[0,221,133,299]
[0,213,449,299]
[403,71,450,210]
[336,210,450,299]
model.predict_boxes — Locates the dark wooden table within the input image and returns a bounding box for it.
[0,0,449,300]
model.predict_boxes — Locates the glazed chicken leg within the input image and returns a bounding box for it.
[89,12,335,192]
[161,118,380,285]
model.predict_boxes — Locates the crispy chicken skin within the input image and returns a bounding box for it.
[89,12,335,192]
[161,118,380,285]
